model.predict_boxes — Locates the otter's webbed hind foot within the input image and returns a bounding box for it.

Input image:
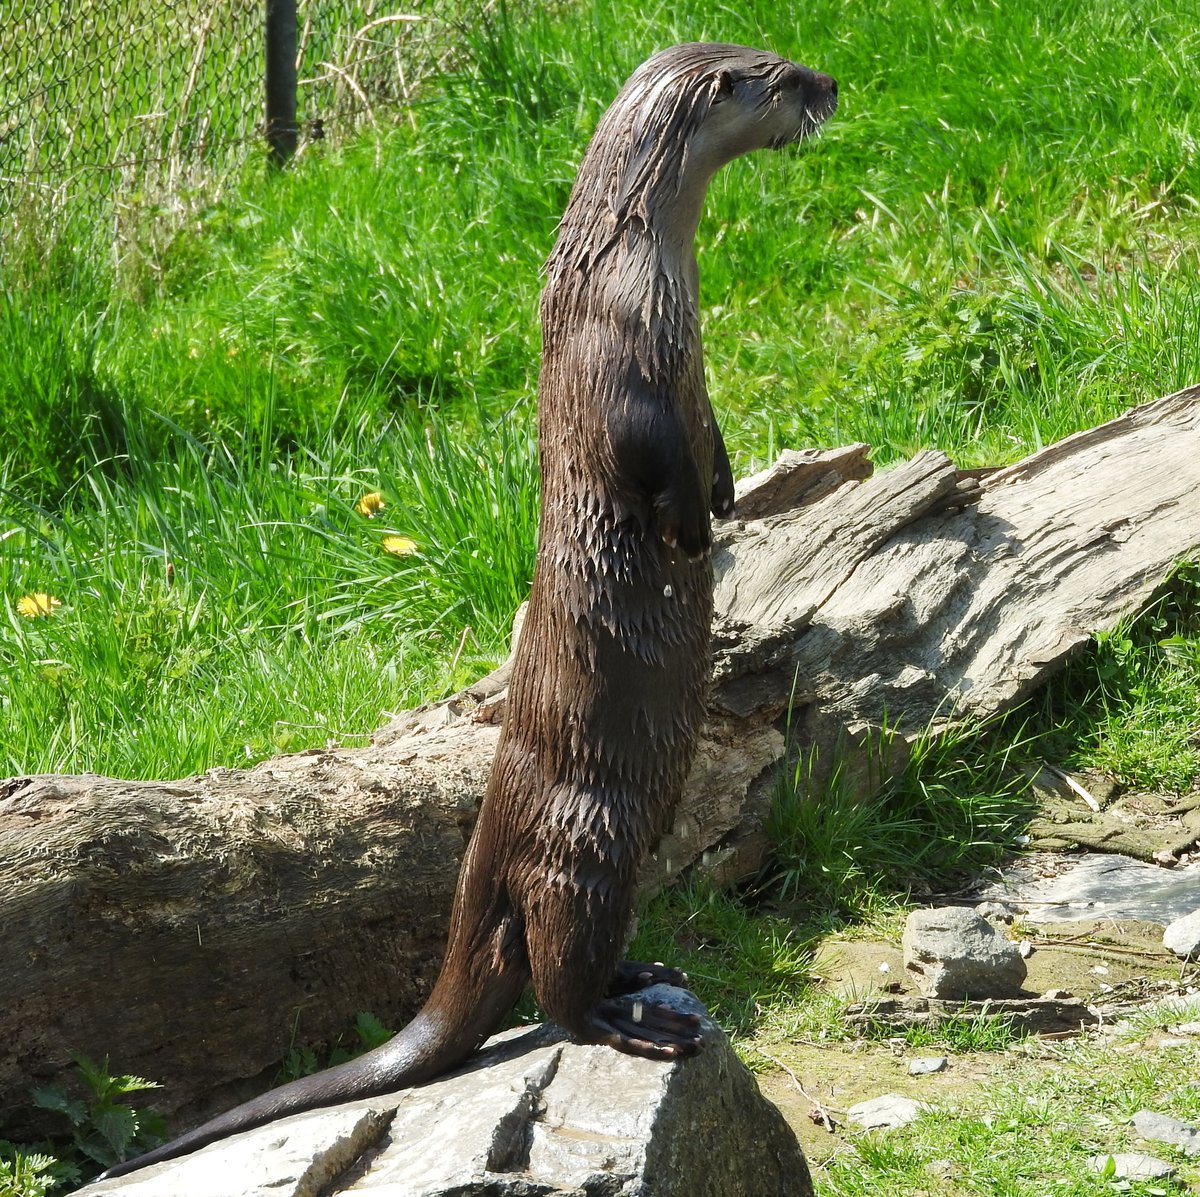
[607,959,689,995]
[581,995,702,1060]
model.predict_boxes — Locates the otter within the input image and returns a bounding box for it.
[100,42,836,1180]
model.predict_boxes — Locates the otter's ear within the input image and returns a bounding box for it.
[711,69,735,104]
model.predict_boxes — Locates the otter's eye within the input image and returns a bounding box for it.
[712,70,734,103]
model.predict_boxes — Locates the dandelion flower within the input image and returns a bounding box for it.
[381,535,418,557]
[356,491,386,517]
[17,592,61,618]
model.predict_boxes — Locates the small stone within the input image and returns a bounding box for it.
[1087,1152,1176,1179]
[908,1056,948,1076]
[1018,939,1033,958]
[1042,988,1073,999]
[847,1094,932,1130]
[1131,1108,1200,1155]
[1172,1021,1200,1035]
[1163,908,1200,959]
[902,907,1027,999]
[975,901,1015,923]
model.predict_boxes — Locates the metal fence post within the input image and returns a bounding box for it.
[264,0,298,166]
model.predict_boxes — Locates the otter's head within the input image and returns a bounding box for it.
[610,42,837,224]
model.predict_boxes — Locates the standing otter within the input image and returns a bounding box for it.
[100,42,836,1180]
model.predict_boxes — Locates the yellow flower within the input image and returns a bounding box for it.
[17,592,61,618]
[381,535,418,557]
[355,491,386,517]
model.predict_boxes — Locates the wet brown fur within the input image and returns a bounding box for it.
[101,43,836,1179]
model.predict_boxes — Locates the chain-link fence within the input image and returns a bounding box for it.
[0,0,450,255]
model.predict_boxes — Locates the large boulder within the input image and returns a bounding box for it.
[78,986,812,1197]
[902,907,1027,999]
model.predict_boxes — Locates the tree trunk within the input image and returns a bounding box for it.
[3,387,1198,1136]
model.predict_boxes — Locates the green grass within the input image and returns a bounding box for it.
[628,883,818,1037]
[819,1040,1200,1196]
[3,0,1197,784]
[869,1009,1027,1054]
[765,717,1042,920]
[10,0,1200,477]
[0,398,536,778]
[4,0,1200,1190]
[1037,562,1200,793]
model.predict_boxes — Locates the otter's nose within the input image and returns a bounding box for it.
[808,71,837,115]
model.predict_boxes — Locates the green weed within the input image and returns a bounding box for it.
[0,399,536,778]
[278,1011,394,1084]
[30,1053,164,1179]
[0,1144,71,1197]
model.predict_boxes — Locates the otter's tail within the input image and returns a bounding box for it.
[98,963,527,1180]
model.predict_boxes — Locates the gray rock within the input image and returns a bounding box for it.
[846,1094,932,1130]
[907,1056,948,1076]
[1163,908,1200,959]
[974,901,1015,924]
[79,1105,394,1197]
[77,986,812,1197]
[1148,993,1200,1023]
[973,852,1200,924]
[1088,1152,1176,1179]
[902,907,1027,999]
[1132,1108,1200,1155]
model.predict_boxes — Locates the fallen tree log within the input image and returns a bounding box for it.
[3,387,1199,1136]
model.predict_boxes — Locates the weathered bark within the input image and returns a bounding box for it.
[3,387,1199,1137]
[842,995,1100,1036]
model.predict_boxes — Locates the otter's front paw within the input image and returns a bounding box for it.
[608,960,690,995]
[581,998,703,1061]
[656,485,712,561]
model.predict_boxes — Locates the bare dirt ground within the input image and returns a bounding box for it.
[756,905,1199,1183]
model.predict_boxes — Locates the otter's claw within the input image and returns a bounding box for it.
[608,959,690,995]
[711,419,736,518]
